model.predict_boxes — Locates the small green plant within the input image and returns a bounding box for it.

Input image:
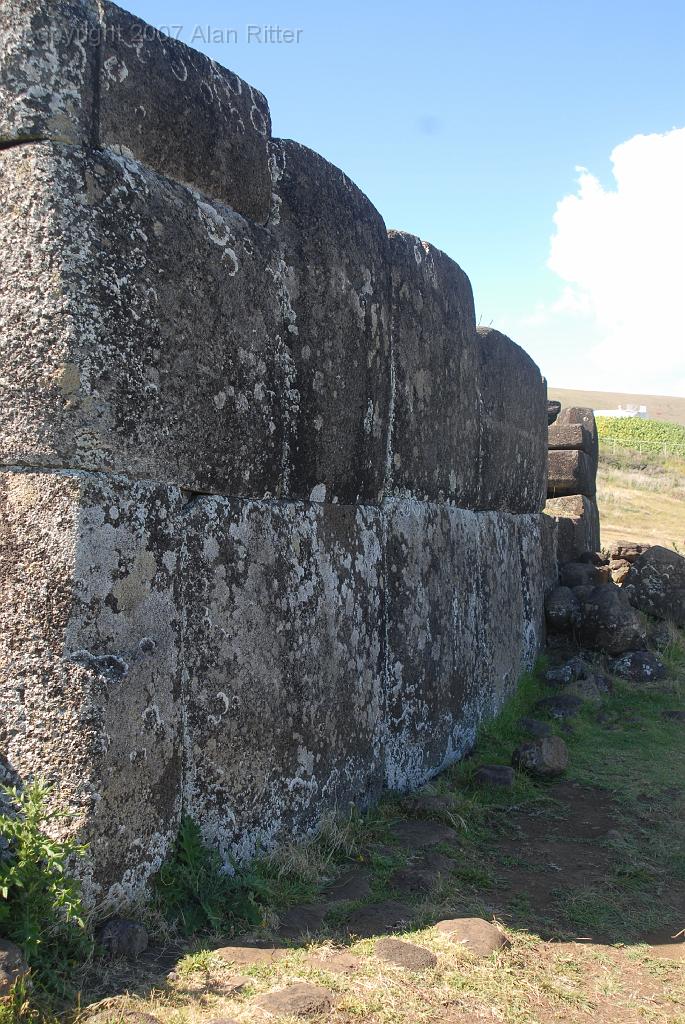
[0,782,91,1000]
[153,816,263,935]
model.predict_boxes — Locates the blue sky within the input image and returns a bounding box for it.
[124,0,685,395]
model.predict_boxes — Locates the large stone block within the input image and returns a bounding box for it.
[0,0,98,145]
[268,140,392,504]
[548,422,593,453]
[548,450,596,498]
[182,498,385,862]
[383,500,545,789]
[0,469,183,905]
[99,3,272,222]
[545,494,600,561]
[386,231,480,504]
[556,407,599,473]
[0,142,298,497]
[475,327,547,513]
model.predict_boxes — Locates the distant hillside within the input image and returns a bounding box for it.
[548,388,685,426]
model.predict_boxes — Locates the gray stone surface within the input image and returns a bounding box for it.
[268,139,392,504]
[623,546,685,627]
[383,500,546,789]
[435,918,509,955]
[0,0,98,146]
[545,494,600,562]
[0,469,183,905]
[548,450,597,498]
[99,3,271,222]
[181,497,385,864]
[386,231,480,504]
[577,585,647,654]
[476,327,548,513]
[512,736,569,777]
[556,406,599,471]
[0,142,297,497]
[548,422,593,453]
[0,938,28,994]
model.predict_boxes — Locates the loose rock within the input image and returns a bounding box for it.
[512,736,569,777]
[325,869,371,902]
[544,657,588,685]
[435,918,509,956]
[609,541,651,563]
[623,546,685,627]
[560,562,602,589]
[374,937,437,970]
[545,586,581,631]
[214,944,287,966]
[97,918,149,959]
[254,983,337,1017]
[474,765,515,787]
[609,650,666,682]
[577,585,647,654]
[534,694,582,720]
[0,939,28,994]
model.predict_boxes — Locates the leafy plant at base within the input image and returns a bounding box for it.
[0,782,91,1001]
[153,816,263,935]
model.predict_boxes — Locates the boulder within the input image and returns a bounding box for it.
[517,717,552,738]
[623,546,685,628]
[435,918,509,956]
[0,939,28,994]
[97,918,149,959]
[610,559,632,586]
[545,586,581,631]
[544,657,588,685]
[512,736,569,777]
[609,651,667,683]
[577,585,647,654]
[548,450,596,497]
[534,694,582,720]
[547,400,562,425]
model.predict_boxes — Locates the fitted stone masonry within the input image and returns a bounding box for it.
[0,0,556,905]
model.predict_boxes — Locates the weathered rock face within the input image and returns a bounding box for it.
[0,0,553,904]
[268,140,392,505]
[0,469,183,905]
[0,0,98,145]
[182,498,385,862]
[545,495,600,563]
[383,501,546,789]
[476,327,548,513]
[547,450,596,498]
[99,3,272,221]
[0,143,297,497]
[556,406,599,474]
[623,546,685,627]
[386,232,480,504]
[548,423,594,454]
[577,585,646,654]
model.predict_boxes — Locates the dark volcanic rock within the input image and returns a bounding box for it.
[556,406,599,474]
[476,326,548,513]
[97,918,149,959]
[609,651,667,682]
[545,586,581,631]
[578,585,647,654]
[435,918,509,956]
[544,657,589,685]
[547,400,562,425]
[559,561,602,589]
[623,546,685,627]
[512,736,569,777]
[474,765,515,787]
[548,449,596,498]
[374,937,437,970]
[387,231,480,505]
[100,3,272,221]
[548,422,593,453]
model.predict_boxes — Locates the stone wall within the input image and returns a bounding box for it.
[0,0,554,906]
[545,408,601,561]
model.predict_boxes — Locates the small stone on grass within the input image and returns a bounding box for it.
[474,765,514,787]
[254,982,337,1017]
[374,937,437,970]
[435,917,509,956]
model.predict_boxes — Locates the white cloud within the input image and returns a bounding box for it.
[521,128,685,396]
